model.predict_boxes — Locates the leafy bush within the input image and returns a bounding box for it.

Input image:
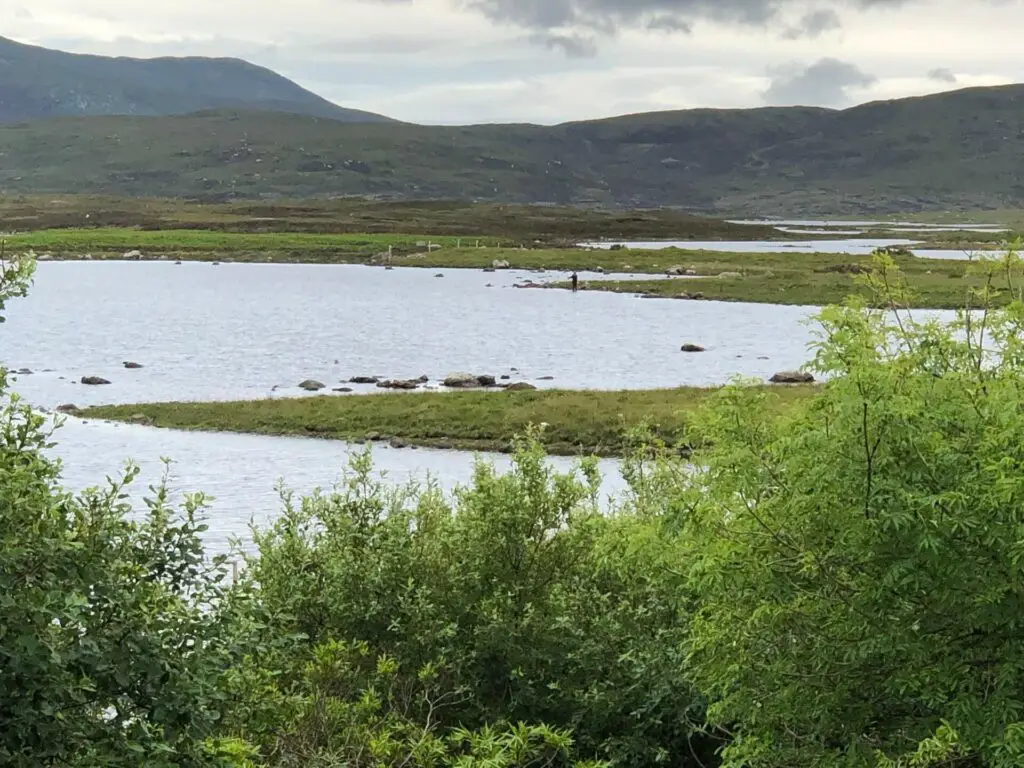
[236,434,713,766]
[683,252,1024,766]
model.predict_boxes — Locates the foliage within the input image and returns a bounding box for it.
[683,250,1024,766]
[234,434,714,766]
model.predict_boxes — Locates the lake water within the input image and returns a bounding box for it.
[727,219,1009,233]
[4,261,824,553]
[49,417,623,557]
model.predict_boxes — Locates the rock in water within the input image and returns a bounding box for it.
[55,404,81,414]
[476,375,497,387]
[80,376,111,386]
[298,379,326,391]
[377,379,420,390]
[443,373,480,388]
[680,344,705,353]
[122,361,144,369]
[505,382,537,391]
[349,376,380,384]
[769,371,815,384]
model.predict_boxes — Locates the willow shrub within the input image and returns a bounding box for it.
[233,432,713,767]
[684,250,1024,767]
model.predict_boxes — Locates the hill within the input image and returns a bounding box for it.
[0,36,390,123]
[2,84,1024,213]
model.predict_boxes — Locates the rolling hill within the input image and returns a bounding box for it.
[0,36,390,123]
[2,82,1024,213]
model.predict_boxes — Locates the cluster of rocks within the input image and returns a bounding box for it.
[666,265,698,276]
[677,343,815,385]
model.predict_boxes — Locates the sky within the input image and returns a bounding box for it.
[3,0,1022,124]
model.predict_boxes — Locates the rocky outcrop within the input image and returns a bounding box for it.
[680,344,706,353]
[123,250,143,260]
[377,379,420,390]
[80,376,111,385]
[769,371,815,384]
[298,379,326,391]
[349,376,380,384]
[443,373,499,388]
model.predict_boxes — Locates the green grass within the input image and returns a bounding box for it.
[4,228,502,261]
[81,386,815,456]
[545,249,1024,308]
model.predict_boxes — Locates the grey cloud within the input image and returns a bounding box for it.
[764,57,876,106]
[527,32,599,57]
[782,8,842,38]
[646,15,693,33]
[927,67,957,83]
[461,0,916,35]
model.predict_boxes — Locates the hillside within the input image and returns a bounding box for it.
[0,36,390,123]
[2,84,1024,213]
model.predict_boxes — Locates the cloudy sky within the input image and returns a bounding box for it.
[3,0,1020,124]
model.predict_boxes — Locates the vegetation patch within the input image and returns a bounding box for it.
[82,386,815,456]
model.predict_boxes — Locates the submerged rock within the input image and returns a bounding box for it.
[333,387,354,393]
[298,379,326,391]
[680,344,706,353]
[122,361,144,369]
[80,376,111,386]
[769,371,815,384]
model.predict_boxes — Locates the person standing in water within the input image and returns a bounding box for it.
[570,272,578,293]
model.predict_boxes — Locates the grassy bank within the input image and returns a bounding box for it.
[0,195,790,241]
[552,249,1024,308]
[81,386,815,456]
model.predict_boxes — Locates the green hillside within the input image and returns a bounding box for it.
[2,84,1024,213]
[0,36,390,123]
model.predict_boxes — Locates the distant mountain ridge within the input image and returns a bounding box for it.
[0,36,391,123]
[1,54,1024,213]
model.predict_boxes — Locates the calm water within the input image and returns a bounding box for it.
[49,417,622,556]
[5,261,825,553]
[727,219,1008,233]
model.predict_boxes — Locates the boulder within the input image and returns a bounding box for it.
[377,379,420,390]
[298,379,326,391]
[16,368,32,375]
[349,376,380,384]
[80,376,111,386]
[416,375,429,383]
[769,371,815,384]
[506,382,537,391]
[123,250,143,260]
[476,375,497,387]
[122,361,144,369]
[594,266,605,273]
[680,344,706,353]
[685,268,697,276]
[55,404,81,414]
[443,372,481,388]
[666,265,686,276]
[500,374,511,380]
[492,259,511,270]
